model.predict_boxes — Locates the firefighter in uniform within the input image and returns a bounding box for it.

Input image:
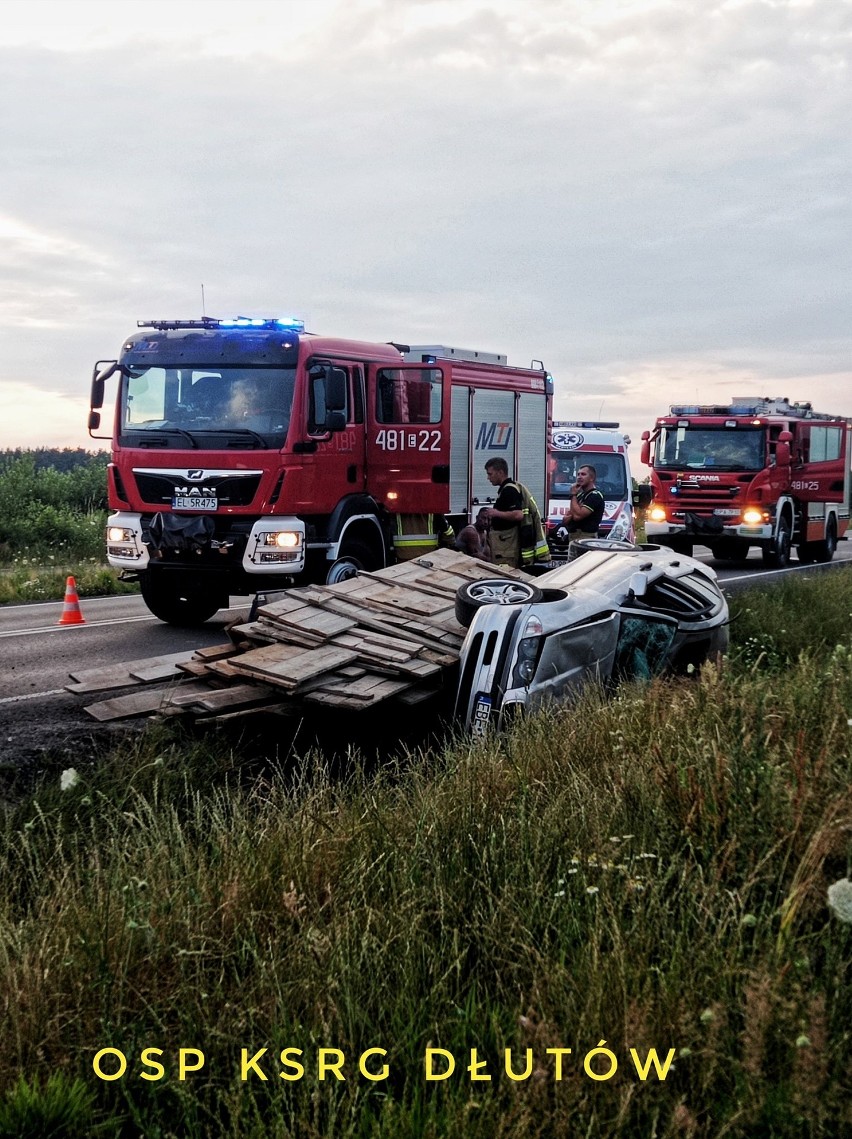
[392,513,456,562]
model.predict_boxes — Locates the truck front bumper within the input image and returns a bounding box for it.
[105,512,307,576]
[645,520,773,544]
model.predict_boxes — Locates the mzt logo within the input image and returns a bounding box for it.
[475,422,513,451]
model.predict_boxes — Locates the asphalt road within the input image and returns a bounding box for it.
[0,594,250,774]
[2,542,851,772]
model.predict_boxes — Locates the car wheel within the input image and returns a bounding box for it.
[455,578,544,628]
[812,517,837,564]
[139,574,221,627]
[326,540,379,584]
[567,538,637,561]
[762,517,791,569]
[710,540,749,563]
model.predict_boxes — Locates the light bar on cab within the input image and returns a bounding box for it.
[138,317,305,332]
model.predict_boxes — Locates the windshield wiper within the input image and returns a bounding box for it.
[132,426,200,448]
[203,428,268,448]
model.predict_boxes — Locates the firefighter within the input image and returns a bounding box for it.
[483,457,525,567]
[392,513,456,562]
[556,464,605,544]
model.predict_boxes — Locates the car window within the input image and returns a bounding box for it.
[614,616,677,680]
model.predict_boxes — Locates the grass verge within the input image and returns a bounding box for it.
[0,572,850,1137]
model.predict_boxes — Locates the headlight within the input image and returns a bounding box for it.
[742,508,765,525]
[648,505,667,522]
[512,616,544,686]
[107,526,134,542]
[262,531,302,548]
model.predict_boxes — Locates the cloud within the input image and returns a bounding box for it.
[0,0,849,451]
[0,383,92,449]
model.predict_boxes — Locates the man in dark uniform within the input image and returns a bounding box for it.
[558,464,606,544]
[483,457,525,567]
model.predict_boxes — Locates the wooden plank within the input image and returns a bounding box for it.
[193,643,240,662]
[67,650,199,693]
[175,660,211,678]
[84,682,209,721]
[304,674,413,707]
[297,593,464,654]
[332,633,417,664]
[259,604,357,638]
[168,682,276,713]
[205,659,245,679]
[228,644,359,687]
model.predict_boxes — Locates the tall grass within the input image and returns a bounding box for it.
[0,451,118,602]
[0,573,850,1137]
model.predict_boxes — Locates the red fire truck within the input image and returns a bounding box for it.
[89,318,552,623]
[640,397,851,567]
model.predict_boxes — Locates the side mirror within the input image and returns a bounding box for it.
[628,571,649,599]
[88,410,101,432]
[326,370,347,412]
[91,360,119,409]
[326,410,346,432]
[640,430,651,467]
[776,430,793,468]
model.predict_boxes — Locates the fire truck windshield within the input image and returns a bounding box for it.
[656,427,764,471]
[551,452,628,499]
[119,366,296,448]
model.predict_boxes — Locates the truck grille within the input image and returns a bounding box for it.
[133,472,262,506]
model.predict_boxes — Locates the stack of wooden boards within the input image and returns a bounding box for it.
[67,549,533,723]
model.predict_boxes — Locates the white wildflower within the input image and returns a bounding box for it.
[586,886,599,896]
[827,878,852,924]
[60,768,79,791]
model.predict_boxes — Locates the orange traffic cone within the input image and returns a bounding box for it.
[57,575,86,626]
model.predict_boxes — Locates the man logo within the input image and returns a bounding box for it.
[475,422,513,451]
[187,469,205,480]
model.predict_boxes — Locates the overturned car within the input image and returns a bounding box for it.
[454,540,729,735]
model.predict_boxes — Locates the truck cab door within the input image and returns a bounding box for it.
[290,360,366,515]
[365,363,451,513]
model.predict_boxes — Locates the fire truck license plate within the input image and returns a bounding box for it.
[713,508,740,516]
[172,496,218,511]
[471,693,492,736]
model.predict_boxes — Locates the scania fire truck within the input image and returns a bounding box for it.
[640,397,851,567]
[90,317,552,624]
[546,421,637,561]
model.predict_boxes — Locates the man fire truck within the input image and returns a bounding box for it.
[640,397,851,567]
[546,421,640,561]
[89,317,552,624]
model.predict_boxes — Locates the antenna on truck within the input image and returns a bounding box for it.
[201,283,206,317]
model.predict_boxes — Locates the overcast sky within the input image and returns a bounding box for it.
[0,0,849,457]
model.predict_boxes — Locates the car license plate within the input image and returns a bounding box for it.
[713,508,740,517]
[471,693,492,736]
[172,496,218,511]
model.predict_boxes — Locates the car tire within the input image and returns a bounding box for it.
[710,540,749,563]
[455,578,544,628]
[567,538,637,561]
[139,574,221,627]
[762,517,791,569]
[326,540,379,584]
[812,517,837,564]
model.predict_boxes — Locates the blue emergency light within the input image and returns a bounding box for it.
[138,316,305,332]
[219,317,305,330]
